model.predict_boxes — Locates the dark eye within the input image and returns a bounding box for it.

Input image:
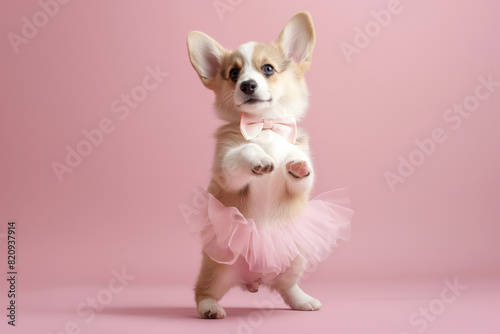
[261,64,274,76]
[229,68,240,82]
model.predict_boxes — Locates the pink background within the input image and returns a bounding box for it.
[1,0,499,333]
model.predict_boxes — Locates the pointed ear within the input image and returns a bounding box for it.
[276,12,316,68]
[187,31,226,86]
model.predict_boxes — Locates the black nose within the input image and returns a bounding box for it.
[240,80,257,95]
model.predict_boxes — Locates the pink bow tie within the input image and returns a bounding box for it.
[239,112,297,144]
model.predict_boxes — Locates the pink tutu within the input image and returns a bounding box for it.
[186,188,353,275]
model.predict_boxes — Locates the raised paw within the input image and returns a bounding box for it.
[198,299,226,319]
[286,161,311,179]
[252,163,274,175]
[252,156,275,175]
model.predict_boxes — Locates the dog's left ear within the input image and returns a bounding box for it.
[276,12,316,69]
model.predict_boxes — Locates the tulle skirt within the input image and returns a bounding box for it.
[186,188,353,275]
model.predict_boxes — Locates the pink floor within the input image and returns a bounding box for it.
[7,277,499,334]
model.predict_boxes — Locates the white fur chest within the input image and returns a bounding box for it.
[245,130,295,223]
[252,129,291,163]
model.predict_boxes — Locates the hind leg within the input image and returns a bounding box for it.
[268,257,322,311]
[279,284,322,311]
[195,253,235,319]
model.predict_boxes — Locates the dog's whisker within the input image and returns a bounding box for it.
[216,90,235,111]
[218,90,235,112]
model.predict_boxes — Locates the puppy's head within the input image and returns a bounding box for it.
[187,12,315,122]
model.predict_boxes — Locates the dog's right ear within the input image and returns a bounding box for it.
[187,31,226,87]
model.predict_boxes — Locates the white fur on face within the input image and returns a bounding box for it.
[230,42,309,120]
[233,42,273,113]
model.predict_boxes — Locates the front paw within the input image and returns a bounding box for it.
[252,156,275,175]
[286,160,311,179]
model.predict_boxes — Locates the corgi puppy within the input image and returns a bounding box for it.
[187,12,321,319]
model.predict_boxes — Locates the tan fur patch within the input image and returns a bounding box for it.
[219,51,244,81]
[252,43,290,73]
